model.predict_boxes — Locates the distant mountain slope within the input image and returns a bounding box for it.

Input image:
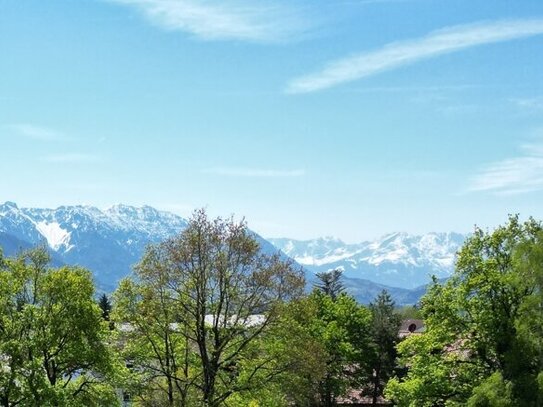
[0,202,448,303]
[304,270,430,305]
[0,202,189,290]
[0,202,294,292]
[269,232,465,289]
[0,231,35,256]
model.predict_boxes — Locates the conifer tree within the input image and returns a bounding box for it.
[98,293,112,321]
[368,290,401,406]
[315,268,345,300]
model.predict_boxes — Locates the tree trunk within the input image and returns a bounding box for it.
[372,364,381,407]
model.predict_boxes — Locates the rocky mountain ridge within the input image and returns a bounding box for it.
[0,202,463,302]
[269,232,465,288]
[0,201,188,290]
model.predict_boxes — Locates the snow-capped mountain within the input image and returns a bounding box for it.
[0,202,288,292]
[0,201,463,302]
[0,201,188,290]
[269,232,466,289]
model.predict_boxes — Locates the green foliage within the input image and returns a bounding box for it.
[6,214,543,407]
[467,372,513,407]
[0,247,120,406]
[308,290,373,406]
[257,297,328,406]
[112,277,193,406]
[366,290,402,405]
[385,215,543,407]
[113,209,305,406]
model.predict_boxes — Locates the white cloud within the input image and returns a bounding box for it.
[469,142,543,195]
[287,19,543,93]
[107,0,310,42]
[202,167,305,177]
[5,124,70,142]
[41,154,101,164]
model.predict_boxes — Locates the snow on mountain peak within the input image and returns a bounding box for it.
[34,221,73,251]
[0,202,189,252]
[0,202,193,290]
[269,231,466,289]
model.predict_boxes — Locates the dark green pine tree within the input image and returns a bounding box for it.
[98,293,112,321]
[315,268,344,300]
[368,290,402,406]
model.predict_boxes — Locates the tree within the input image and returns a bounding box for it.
[113,209,305,406]
[367,290,401,406]
[98,293,112,321]
[309,290,373,406]
[113,276,193,406]
[385,216,543,406]
[0,247,120,407]
[315,269,344,300]
[215,299,328,407]
[513,227,543,406]
[265,298,328,406]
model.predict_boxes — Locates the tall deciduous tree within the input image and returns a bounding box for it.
[114,209,305,406]
[0,247,119,407]
[385,216,543,406]
[113,273,192,406]
[309,290,373,406]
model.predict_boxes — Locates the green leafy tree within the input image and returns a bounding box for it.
[113,209,305,406]
[0,247,120,407]
[367,290,401,406]
[218,300,327,407]
[513,228,543,406]
[385,215,543,406]
[309,290,373,406]
[271,299,329,406]
[113,275,193,406]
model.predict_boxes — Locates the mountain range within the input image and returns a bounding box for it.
[0,202,465,304]
[0,201,188,290]
[268,232,465,289]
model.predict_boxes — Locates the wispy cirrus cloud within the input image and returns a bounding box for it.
[106,0,311,42]
[202,167,305,177]
[468,142,543,195]
[5,124,71,142]
[41,153,101,164]
[287,19,543,94]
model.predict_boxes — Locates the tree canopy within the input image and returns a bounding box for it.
[113,209,305,406]
[0,247,120,407]
[385,215,543,406]
[2,213,543,407]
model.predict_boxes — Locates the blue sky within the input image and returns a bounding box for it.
[1,0,543,242]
